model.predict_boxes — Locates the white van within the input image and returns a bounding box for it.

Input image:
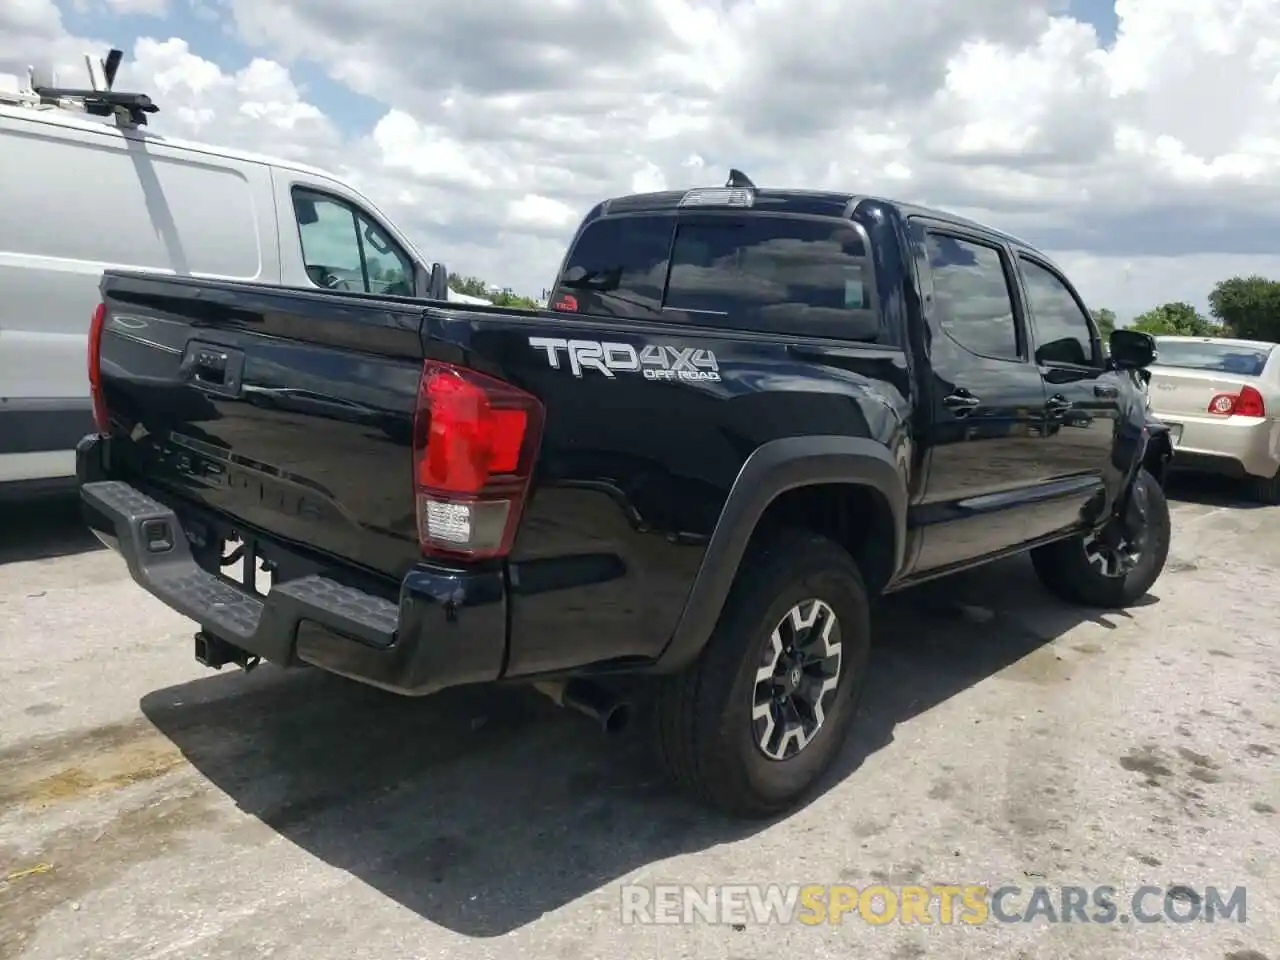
[0,51,455,498]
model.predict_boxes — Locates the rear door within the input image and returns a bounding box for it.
[1015,253,1127,535]
[908,220,1049,573]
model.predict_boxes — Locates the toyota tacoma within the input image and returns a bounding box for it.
[77,172,1173,817]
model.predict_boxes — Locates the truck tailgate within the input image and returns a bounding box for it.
[95,273,426,581]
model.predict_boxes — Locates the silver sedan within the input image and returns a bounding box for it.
[1147,335,1280,503]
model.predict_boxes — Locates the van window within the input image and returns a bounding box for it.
[0,129,260,278]
[926,233,1021,362]
[664,217,881,340]
[292,188,414,296]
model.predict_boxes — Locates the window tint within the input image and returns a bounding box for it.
[926,233,1019,361]
[293,189,414,296]
[553,214,673,317]
[1019,258,1096,366]
[664,217,879,339]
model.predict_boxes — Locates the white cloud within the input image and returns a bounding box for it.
[7,0,1280,319]
[104,0,168,15]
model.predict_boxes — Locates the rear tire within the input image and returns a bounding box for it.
[1244,467,1280,505]
[652,529,872,818]
[1030,467,1170,608]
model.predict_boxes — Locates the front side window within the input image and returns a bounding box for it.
[1019,257,1097,366]
[926,233,1020,361]
[292,188,413,296]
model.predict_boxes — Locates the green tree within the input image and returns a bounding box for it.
[1090,308,1117,340]
[489,288,540,310]
[447,273,491,298]
[1129,301,1217,337]
[1207,275,1280,341]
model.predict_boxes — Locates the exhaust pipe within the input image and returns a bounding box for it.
[534,678,632,734]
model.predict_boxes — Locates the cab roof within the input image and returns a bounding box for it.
[596,183,1045,258]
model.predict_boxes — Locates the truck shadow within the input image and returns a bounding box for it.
[138,554,1156,937]
[0,493,104,564]
[1164,472,1268,509]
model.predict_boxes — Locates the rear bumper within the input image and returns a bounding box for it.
[1160,414,1280,480]
[76,434,508,696]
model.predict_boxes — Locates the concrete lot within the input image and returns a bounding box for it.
[1,479,1276,960]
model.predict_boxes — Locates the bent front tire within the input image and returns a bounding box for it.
[653,529,872,818]
[1030,467,1171,608]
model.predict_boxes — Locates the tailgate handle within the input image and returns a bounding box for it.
[181,342,244,397]
[193,349,227,383]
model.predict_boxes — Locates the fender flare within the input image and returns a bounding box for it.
[655,435,909,672]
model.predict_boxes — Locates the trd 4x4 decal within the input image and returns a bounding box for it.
[529,337,721,382]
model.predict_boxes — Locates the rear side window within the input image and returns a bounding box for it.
[926,233,1020,361]
[554,212,885,341]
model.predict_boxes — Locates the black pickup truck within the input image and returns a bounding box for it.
[77,174,1173,818]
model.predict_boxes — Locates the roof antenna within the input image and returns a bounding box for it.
[27,46,158,128]
[725,168,756,189]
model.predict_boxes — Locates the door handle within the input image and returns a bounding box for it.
[943,391,981,411]
[1046,394,1073,413]
[1094,384,1119,398]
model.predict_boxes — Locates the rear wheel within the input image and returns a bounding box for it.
[652,529,872,818]
[1030,467,1170,608]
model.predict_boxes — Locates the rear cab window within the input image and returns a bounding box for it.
[551,211,891,344]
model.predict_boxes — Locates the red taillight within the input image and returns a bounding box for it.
[87,302,109,431]
[411,360,543,559]
[1207,385,1265,418]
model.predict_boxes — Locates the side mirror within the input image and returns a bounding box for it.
[1109,329,1156,369]
[427,263,449,301]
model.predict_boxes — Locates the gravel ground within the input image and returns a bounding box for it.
[1,477,1276,960]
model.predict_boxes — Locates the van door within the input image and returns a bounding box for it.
[270,168,421,296]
